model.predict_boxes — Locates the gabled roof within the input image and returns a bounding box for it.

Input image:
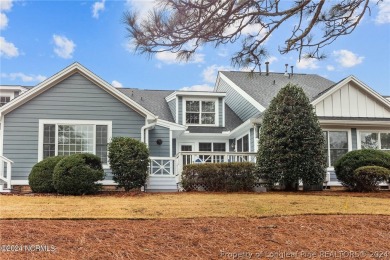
[311,75,390,109]
[118,88,174,122]
[219,71,335,108]
[0,63,157,119]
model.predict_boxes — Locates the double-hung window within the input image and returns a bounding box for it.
[39,120,111,165]
[0,96,11,107]
[323,131,349,167]
[185,100,216,125]
[360,131,390,150]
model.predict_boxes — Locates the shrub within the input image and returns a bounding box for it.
[181,162,256,192]
[256,84,326,191]
[53,153,104,195]
[353,166,390,192]
[108,137,149,191]
[334,149,390,191]
[28,156,65,193]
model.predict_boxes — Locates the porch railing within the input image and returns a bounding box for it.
[0,155,13,192]
[149,157,175,176]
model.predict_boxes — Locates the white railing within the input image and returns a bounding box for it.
[149,157,175,176]
[0,155,13,192]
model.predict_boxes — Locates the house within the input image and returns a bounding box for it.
[0,63,389,192]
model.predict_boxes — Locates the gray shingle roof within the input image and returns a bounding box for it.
[220,71,335,108]
[118,88,175,122]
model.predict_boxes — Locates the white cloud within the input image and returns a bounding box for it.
[111,80,123,88]
[53,34,75,59]
[92,0,105,19]
[296,57,319,70]
[180,84,214,92]
[333,49,364,68]
[126,0,156,18]
[326,65,335,71]
[1,72,46,82]
[0,12,8,30]
[0,0,13,11]
[155,51,204,65]
[267,56,278,64]
[376,0,390,24]
[0,36,18,58]
[202,65,232,83]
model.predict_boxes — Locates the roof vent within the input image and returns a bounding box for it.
[284,64,289,77]
[290,65,294,76]
[265,61,269,76]
[273,80,276,85]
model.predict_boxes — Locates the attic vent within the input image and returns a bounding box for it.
[265,61,269,76]
[284,64,289,77]
[273,80,276,85]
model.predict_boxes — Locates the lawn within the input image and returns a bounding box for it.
[1,191,390,219]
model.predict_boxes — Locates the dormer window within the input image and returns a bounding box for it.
[185,100,216,125]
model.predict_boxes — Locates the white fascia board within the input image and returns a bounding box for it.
[219,72,266,112]
[156,119,187,131]
[181,132,231,137]
[174,91,226,97]
[311,75,390,109]
[0,63,157,119]
[165,91,178,102]
[319,119,390,126]
[228,119,253,137]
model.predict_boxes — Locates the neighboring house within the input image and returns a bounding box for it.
[0,63,389,192]
[0,86,28,107]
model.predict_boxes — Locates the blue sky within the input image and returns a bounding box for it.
[1,0,389,95]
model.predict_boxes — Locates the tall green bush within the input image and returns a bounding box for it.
[256,84,326,191]
[334,149,390,191]
[53,153,104,195]
[108,137,150,191]
[28,156,65,193]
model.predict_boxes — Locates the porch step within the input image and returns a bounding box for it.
[146,175,178,192]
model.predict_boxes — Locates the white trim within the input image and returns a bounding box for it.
[38,119,112,168]
[218,72,266,112]
[0,63,157,120]
[357,130,390,150]
[182,97,219,127]
[175,97,179,123]
[312,75,390,110]
[229,119,252,138]
[235,132,250,152]
[222,97,226,127]
[169,130,173,157]
[156,119,187,131]
[319,119,390,126]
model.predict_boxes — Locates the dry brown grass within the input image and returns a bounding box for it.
[1,192,390,219]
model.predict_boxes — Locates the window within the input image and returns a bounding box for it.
[236,135,249,152]
[185,100,216,125]
[360,131,390,150]
[198,142,226,162]
[0,96,10,107]
[323,131,349,167]
[39,120,111,165]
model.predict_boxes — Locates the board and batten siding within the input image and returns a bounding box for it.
[3,73,146,181]
[148,125,170,157]
[167,99,176,123]
[216,78,261,121]
[315,82,390,117]
[178,96,183,124]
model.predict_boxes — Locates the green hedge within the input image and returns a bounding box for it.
[181,162,256,192]
[28,156,65,193]
[334,149,390,191]
[353,166,390,192]
[53,153,105,195]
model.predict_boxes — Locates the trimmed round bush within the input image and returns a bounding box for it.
[334,149,390,191]
[353,166,390,192]
[108,137,149,191]
[53,153,105,195]
[28,156,65,193]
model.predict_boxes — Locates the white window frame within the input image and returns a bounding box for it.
[235,132,250,152]
[323,129,352,169]
[182,97,219,126]
[357,130,390,151]
[38,119,112,169]
[0,95,12,107]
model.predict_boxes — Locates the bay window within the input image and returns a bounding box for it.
[323,131,349,167]
[185,100,216,125]
[360,131,390,150]
[39,120,111,165]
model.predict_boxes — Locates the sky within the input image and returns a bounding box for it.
[0,0,390,95]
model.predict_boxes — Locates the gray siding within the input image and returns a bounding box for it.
[3,73,145,181]
[172,138,176,156]
[250,128,254,152]
[167,99,176,123]
[219,97,223,126]
[351,128,357,150]
[148,125,170,157]
[216,78,261,121]
[178,96,183,124]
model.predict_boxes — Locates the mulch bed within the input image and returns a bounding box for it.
[1,215,389,259]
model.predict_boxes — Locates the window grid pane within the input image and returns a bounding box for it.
[96,125,108,164]
[0,96,10,107]
[43,124,56,159]
[360,132,379,149]
[185,100,216,125]
[380,133,390,149]
[58,124,94,156]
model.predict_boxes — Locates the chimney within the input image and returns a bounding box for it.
[290,65,294,76]
[284,64,288,76]
[265,61,269,76]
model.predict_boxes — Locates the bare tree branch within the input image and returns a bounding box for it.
[124,0,377,70]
